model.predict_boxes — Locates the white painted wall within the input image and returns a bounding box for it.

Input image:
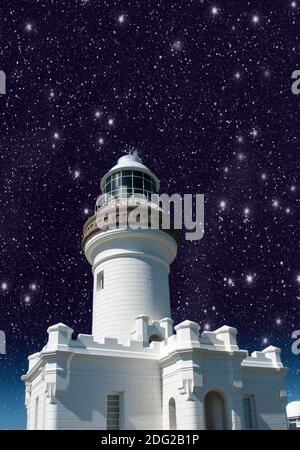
[85,228,177,342]
[24,320,288,431]
[28,356,162,430]
[241,370,288,430]
[27,373,46,430]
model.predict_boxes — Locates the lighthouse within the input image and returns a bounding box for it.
[23,152,288,430]
[82,151,177,342]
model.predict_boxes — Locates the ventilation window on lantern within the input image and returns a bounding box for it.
[97,271,104,291]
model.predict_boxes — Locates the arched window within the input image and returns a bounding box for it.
[169,398,177,430]
[149,334,163,344]
[204,391,227,430]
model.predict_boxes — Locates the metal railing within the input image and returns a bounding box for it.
[95,191,160,213]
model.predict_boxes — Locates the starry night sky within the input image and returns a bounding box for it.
[0,0,299,429]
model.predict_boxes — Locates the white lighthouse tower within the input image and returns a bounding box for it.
[83,151,177,342]
[23,152,288,431]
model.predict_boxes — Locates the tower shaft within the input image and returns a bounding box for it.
[84,227,176,341]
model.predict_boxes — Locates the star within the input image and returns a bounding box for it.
[219,200,226,210]
[234,72,241,80]
[1,282,8,291]
[246,274,254,284]
[297,274,300,284]
[108,118,114,126]
[261,173,267,180]
[272,199,279,208]
[74,170,80,179]
[262,337,268,344]
[211,6,219,16]
[25,23,33,32]
[53,132,59,139]
[225,277,235,287]
[84,208,89,215]
[118,14,126,24]
[98,137,104,145]
[24,295,31,304]
[95,111,102,118]
[30,283,37,291]
[276,318,282,325]
[171,40,183,53]
[244,207,250,215]
[291,1,297,8]
[252,15,260,24]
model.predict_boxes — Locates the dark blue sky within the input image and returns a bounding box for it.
[0,0,299,429]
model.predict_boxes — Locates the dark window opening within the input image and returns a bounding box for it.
[107,393,120,430]
[97,271,104,291]
[169,398,177,430]
[243,396,256,430]
[149,334,163,343]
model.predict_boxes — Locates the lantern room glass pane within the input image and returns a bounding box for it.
[144,180,152,192]
[104,181,111,193]
[102,169,156,205]
[134,189,144,196]
[132,170,143,178]
[111,176,121,190]
[121,176,132,189]
[133,176,143,190]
